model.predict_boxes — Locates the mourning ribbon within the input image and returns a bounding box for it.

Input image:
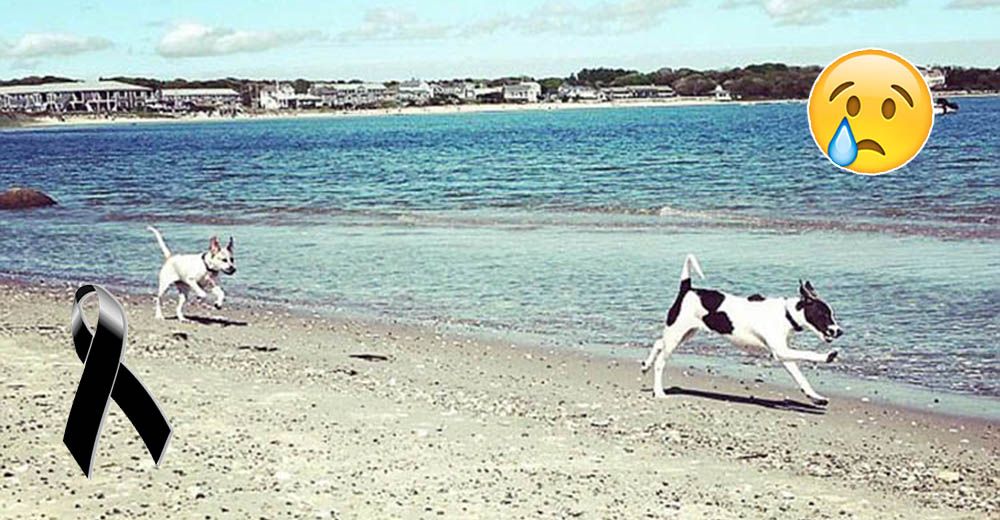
[64,284,173,478]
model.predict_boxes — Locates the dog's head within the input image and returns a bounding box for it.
[206,236,236,275]
[796,280,843,343]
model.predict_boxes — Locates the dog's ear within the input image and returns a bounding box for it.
[226,236,234,253]
[799,279,812,301]
[209,236,221,254]
[800,280,818,300]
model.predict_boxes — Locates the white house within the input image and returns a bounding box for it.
[259,83,321,110]
[602,84,675,100]
[918,67,946,90]
[431,81,477,101]
[309,82,393,108]
[558,84,601,101]
[713,84,732,101]
[502,82,542,103]
[160,88,242,111]
[0,80,154,113]
[397,79,433,105]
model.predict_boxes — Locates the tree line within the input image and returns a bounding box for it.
[2,64,999,101]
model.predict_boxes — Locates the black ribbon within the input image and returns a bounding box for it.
[64,284,173,478]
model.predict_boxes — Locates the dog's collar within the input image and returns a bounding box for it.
[785,310,803,332]
[201,253,219,274]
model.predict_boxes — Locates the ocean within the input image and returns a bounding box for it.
[1,99,997,401]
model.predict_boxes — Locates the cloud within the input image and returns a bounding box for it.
[945,0,1000,8]
[157,22,320,58]
[337,7,454,41]
[723,0,906,25]
[337,1,689,42]
[0,32,112,59]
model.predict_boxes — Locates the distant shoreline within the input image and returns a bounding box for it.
[5,91,995,130]
[4,97,800,129]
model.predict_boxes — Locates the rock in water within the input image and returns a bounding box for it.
[0,187,57,210]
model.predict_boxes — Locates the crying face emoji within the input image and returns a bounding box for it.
[808,49,933,175]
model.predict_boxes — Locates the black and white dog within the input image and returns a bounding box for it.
[641,255,843,405]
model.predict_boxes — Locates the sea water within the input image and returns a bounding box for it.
[1,99,997,404]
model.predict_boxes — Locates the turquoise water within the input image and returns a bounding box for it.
[1,99,997,399]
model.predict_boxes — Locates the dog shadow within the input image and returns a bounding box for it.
[168,315,249,327]
[659,385,827,415]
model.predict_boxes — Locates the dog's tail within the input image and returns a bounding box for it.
[147,226,171,259]
[679,254,704,286]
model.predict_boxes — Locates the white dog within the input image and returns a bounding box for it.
[642,254,843,405]
[147,226,236,322]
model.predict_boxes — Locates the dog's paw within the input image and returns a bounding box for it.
[826,350,839,363]
[809,395,830,406]
[653,391,668,399]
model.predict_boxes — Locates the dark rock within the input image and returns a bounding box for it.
[0,187,57,210]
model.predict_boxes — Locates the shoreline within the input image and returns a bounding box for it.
[6,97,794,129]
[2,268,998,422]
[1,278,997,518]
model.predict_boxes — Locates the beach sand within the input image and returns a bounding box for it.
[1,281,996,519]
[10,97,781,129]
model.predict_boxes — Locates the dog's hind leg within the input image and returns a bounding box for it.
[652,327,696,398]
[154,275,173,320]
[780,361,828,406]
[175,285,191,323]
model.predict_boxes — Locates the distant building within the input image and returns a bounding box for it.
[259,83,321,110]
[309,82,393,108]
[918,67,946,90]
[432,81,477,101]
[472,86,503,102]
[502,82,542,103]
[0,80,154,113]
[160,88,242,112]
[713,84,732,101]
[397,79,433,105]
[558,84,601,101]
[602,84,675,100]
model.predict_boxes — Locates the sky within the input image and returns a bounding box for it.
[0,0,997,81]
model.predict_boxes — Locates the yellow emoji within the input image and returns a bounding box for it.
[808,49,933,175]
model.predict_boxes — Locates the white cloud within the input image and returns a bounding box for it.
[157,22,320,58]
[337,1,689,42]
[946,0,1000,8]
[0,32,111,59]
[724,0,906,25]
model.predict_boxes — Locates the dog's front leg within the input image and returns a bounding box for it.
[781,361,828,406]
[210,286,225,309]
[185,278,209,300]
[641,338,664,373]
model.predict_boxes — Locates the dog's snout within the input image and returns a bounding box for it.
[835,329,844,338]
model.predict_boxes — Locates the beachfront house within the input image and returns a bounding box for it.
[309,82,393,108]
[918,67,947,90]
[431,81,477,101]
[397,80,433,105]
[713,84,732,101]
[557,84,602,102]
[159,88,242,112]
[473,86,503,103]
[0,80,154,113]
[502,82,542,103]
[602,85,676,100]
[259,82,321,110]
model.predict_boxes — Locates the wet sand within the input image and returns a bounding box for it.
[1,280,997,519]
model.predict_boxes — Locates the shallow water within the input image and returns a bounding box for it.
[1,99,997,398]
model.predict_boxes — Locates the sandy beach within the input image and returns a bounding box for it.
[5,97,782,129]
[1,280,996,519]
